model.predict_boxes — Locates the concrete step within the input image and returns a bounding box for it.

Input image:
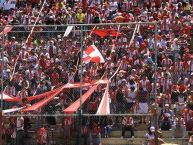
[110,130,173,138]
[24,137,188,145]
[101,138,188,145]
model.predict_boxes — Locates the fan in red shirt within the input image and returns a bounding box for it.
[36,126,48,145]
[51,70,59,86]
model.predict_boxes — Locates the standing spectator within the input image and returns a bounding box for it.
[36,126,48,145]
[16,113,24,145]
[126,86,136,113]
[115,84,125,113]
[136,87,149,123]
[3,0,11,15]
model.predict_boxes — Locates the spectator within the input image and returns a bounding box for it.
[160,104,173,130]
[171,115,187,139]
[16,113,24,145]
[121,116,134,139]
[189,135,193,145]
[36,126,48,145]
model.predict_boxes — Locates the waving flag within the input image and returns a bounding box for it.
[83,45,105,63]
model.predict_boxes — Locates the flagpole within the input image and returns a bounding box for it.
[0,25,5,145]
[78,25,83,145]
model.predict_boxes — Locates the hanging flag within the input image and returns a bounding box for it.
[0,26,13,36]
[63,26,74,37]
[96,83,110,115]
[83,45,105,63]
[92,29,122,38]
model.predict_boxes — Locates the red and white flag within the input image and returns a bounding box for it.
[96,84,110,115]
[83,45,105,63]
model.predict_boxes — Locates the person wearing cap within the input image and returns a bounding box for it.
[145,126,165,145]
[145,126,156,145]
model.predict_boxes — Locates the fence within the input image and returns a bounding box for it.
[0,23,191,145]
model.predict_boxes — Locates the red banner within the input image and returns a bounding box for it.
[64,85,99,114]
[3,80,108,103]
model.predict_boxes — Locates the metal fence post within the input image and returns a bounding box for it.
[77,25,84,145]
[0,25,5,145]
[154,22,158,145]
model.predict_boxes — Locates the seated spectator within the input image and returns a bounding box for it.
[172,115,186,138]
[160,104,173,130]
[121,116,134,139]
[188,135,193,145]
[145,126,165,145]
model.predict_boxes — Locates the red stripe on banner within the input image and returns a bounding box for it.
[23,86,64,112]
[85,45,95,55]
[64,85,98,114]
[27,85,64,102]
[0,26,13,35]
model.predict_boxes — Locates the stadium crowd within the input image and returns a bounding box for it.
[0,0,193,145]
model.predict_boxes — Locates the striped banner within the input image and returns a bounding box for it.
[96,83,110,115]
